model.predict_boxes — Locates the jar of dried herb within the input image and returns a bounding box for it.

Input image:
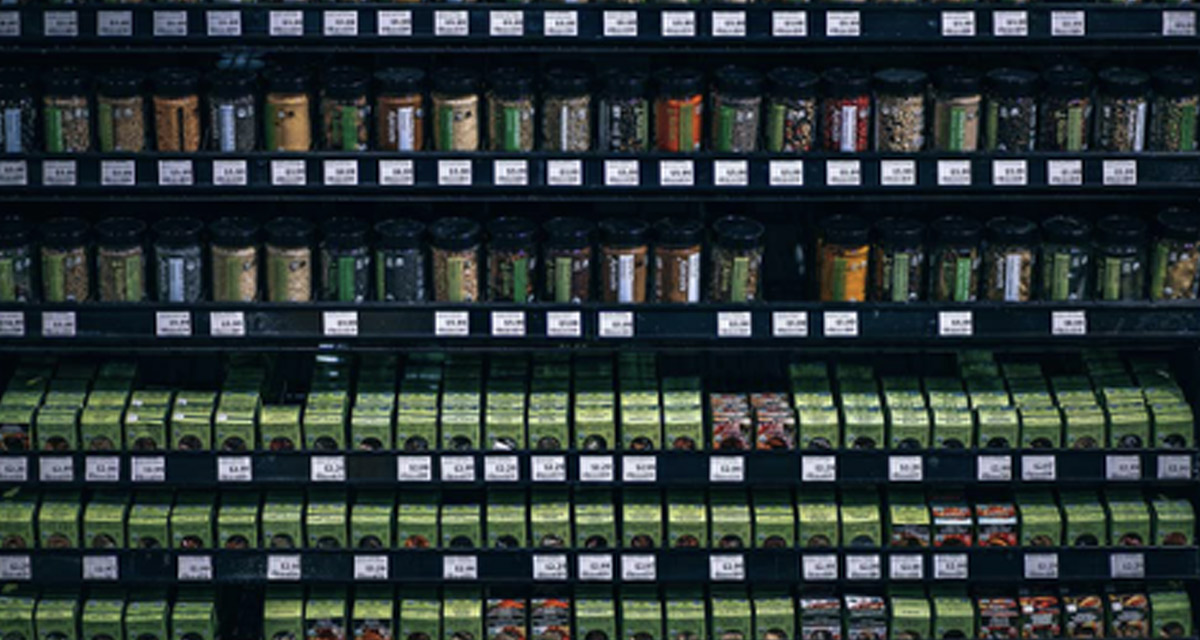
[1149,67,1198,152]
[542,67,592,152]
[1095,215,1146,301]
[0,71,36,153]
[95,217,147,303]
[598,69,649,153]
[873,68,927,153]
[932,66,982,152]
[264,67,313,152]
[1150,207,1200,301]
[152,67,201,152]
[711,65,762,153]
[983,216,1037,302]
[0,216,34,302]
[1039,65,1093,152]
[871,217,924,302]
[265,217,314,303]
[983,67,1038,152]
[375,67,425,152]
[320,67,370,152]
[542,216,593,303]
[320,217,370,302]
[40,217,89,303]
[711,216,765,303]
[1095,67,1150,153]
[929,216,982,302]
[653,217,704,304]
[374,218,426,302]
[208,69,257,153]
[97,69,146,153]
[430,217,482,302]
[821,67,871,153]
[42,68,91,153]
[210,217,259,303]
[654,67,704,153]
[817,215,870,302]
[487,217,538,302]
[599,218,650,303]
[1039,215,1091,302]
[764,67,818,154]
[152,217,203,303]
[488,68,536,152]
[431,68,481,152]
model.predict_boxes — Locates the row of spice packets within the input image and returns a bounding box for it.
[0,589,219,640]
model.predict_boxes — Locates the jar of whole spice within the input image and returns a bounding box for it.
[1149,67,1198,152]
[821,67,871,153]
[1039,215,1091,302]
[152,68,201,152]
[97,69,146,153]
[711,216,765,303]
[374,218,426,302]
[374,67,425,152]
[871,217,924,302]
[653,218,704,304]
[932,66,982,152]
[983,216,1038,303]
[598,69,650,153]
[764,67,818,154]
[1150,207,1200,301]
[0,216,34,302]
[487,217,538,302]
[542,217,593,303]
[430,217,482,302]
[431,68,481,152]
[41,218,89,303]
[929,216,982,302]
[711,66,762,153]
[654,67,704,153]
[873,68,927,153]
[983,68,1039,153]
[264,217,314,303]
[152,217,204,303]
[542,67,592,152]
[817,215,870,302]
[208,69,257,153]
[1040,65,1093,152]
[488,68,536,152]
[0,72,36,153]
[320,67,370,152]
[43,68,91,153]
[1095,215,1147,301]
[264,67,313,152]
[320,217,370,302]
[95,218,147,303]
[209,217,259,303]
[1096,67,1150,153]
[599,218,650,303]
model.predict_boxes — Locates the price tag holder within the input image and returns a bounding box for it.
[801,455,836,482]
[489,10,524,36]
[0,312,25,337]
[217,456,252,482]
[710,554,746,581]
[712,10,746,36]
[940,10,974,36]
[377,10,412,36]
[42,311,76,338]
[772,311,808,338]
[206,10,242,36]
[444,555,478,580]
[1021,455,1056,481]
[546,159,582,186]
[532,455,567,482]
[1157,455,1192,480]
[603,10,637,36]
[890,554,924,580]
[1051,10,1085,36]
[42,160,77,187]
[580,456,615,483]
[992,159,1028,186]
[578,554,614,581]
[937,159,972,186]
[155,311,191,337]
[322,311,359,337]
[938,311,973,337]
[379,159,415,186]
[803,554,838,580]
[153,10,188,36]
[880,160,916,186]
[993,10,1027,36]
[661,10,695,37]
[1106,455,1141,480]
[599,311,634,338]
[0,555,31,580]
[621,554,656,581]
[212,160,248,186]
[437,160,472,186]
[1110,552,1145,579]
[1024,553,1058,579]
[822,311,858,338]
[101,160,136,186]
[310,455,346,482]
[323,159,359,186]
[826,10,860,37]
[270,160,306,186]
[484,455,520,482]
[210,311,246,337]
[85,456,120,482]
[934,554,969,580]
[322,10,358,36]
[178,555,213,581]
[43,10,78,36]
[846,555,881,580]
[493,159,528,186]
[713,160,749,186]
[97,11,133,37]
[826,160,862,186]
[83,555,119,581]
[0,456,27,482]
[131,456,166,482]
[267,555,302,581]
[354,555,389,580]
[1163,10,1196,36]
[435,10,469,36]
[622,456,657,482]
[768,160,804,186]
[717,311,752,338]
[1102,159,1137,186]
[442,455,476,482]
[604,159,639,186]
[490,311,526,337]
[543,10,578,37]
[435,311,470,337]
[977,455,1012,481]
[772,10,807,36]
[709,456,745,482]
[269,10,303,36]
[533,554,568,581]
[1051,310,1086,336]
[888,455,923,482]
[546,311,582,338]
[659,160,694,187]
[1047,159,1083,186]
[397,456,433,482]
[39,456,73,482]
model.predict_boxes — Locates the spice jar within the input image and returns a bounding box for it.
[710,216,765,303]
[653,218,703,303]
[932,66,982,152]
[1149,67,1198,152]
[983,216,1037,302]
[871,217,924,302]
[264,67,313,152]
[929,216,982,302]
[152,67,201,152]
[0,217,34,302]
[488,68,535,152]
[817,215,870,302]
[598,70,650,153]
[599,218,650,303]
[431,68,481,152]
[264,217,314,303]
[1095,215,1146,301]
[320,67,370,152]
[487,217,538,302]
[821,67,871,153]
[208,69,257,153]
[1039,65,1093,152]
[654,67,704,153]
[873,68,927,153]
[97,69,146,153]
[1150,207,1200,301]
[42,68,91,153]
[1095,67,1149,153]
[209,217,259,303]
[374,218,426,302]
[0,72,36,153]
[764,67,818,154]
[95,218,147,303]
[41,218,89,302]
[430,217,482,302]
[320,217,370,302]
[375,67,425,152]
[543,217,593,303]
[542,67,592,152]
[984,68,1039,152]
[711,66,762,153]
[152,217,204,303]
[1039,215,1091,302]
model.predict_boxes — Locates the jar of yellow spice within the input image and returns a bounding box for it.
[264,67,313,152]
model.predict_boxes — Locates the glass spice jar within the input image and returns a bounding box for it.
[542,217,593,303]
[207,69,257,153]
[374,218,426,302]
[653,218,704,304]
[654,67,704,153]
[764,67,818,154]
[932,66,982,152]
[710,216,765,303]
[599,218,650,303]
[488,68,536,152]
[209,217,259,303]
[430,217,482,303]
[264,217,314,303]
[817,215,870,302]
[711,65,763,153]
[152,67,201,153]
[97,69,146,153]
[431,68,481,152]
[983,68,1039,153]
[40,217,89,303]
[0,216,34,302]
[1039,215,1091,302]
[871,217,925,302]
[598,69,650,153]
[263,67,313,152]
[0,71,36,153]
[487,217,538,302]
[42,68,91,153]
[1095,67,1150,153]
[1039,65,1093,152]
[1150,207,1200,301]
[152,217,204,303]
[374,67,425,152]
[542,67,592,152]
[1095,215,1147,301]
[95,217,147,303]
[929,216,982,302]
[873,68,927,153]
[320,67,370,152]
[1149,67,1198,152]
[320,217,370,302]
[983,216,1038,303]
[820,67,871,153]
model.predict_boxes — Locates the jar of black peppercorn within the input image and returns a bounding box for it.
[1096,67,1150,153]
[320,217,370,303]
[765,67,818,154]
[153,217,204,303]
[1039,215,1091,302]
[487,217,538,302]
[543,217,593,303]
[0,71,35,154]
[1095,215,1147,301]
[207,69,257,153]
[1149,67,1199,153]
[929,216,982,303]
[820,67,871,153]
[711,65,763,153]
[932,66,983,152]
[873,68,927,153]
[1040,65,1093,152]
[598,70,650,153]
[871,217,924,303]
[984,68,1039,153]
[375,218,426,303]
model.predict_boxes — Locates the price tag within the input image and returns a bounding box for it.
[710,554,746,581]
[1106,455,1141,480]
[44,11,78,37]
[1110,552,1145,579]
[153,10,188,36]
[379,159,415,186]
[269,10,303,36]
[85,456,120,482]
[709,456,745,482]
[1021,455,1056,481]
[354,555,389,580]
[717,311,752,338]
[621,554,656,581]
[545,159,583,186]
[323,10,358,36]
[659,160,694,186]
[580,456,615,482]
[938,311,973,337]
[543,10,578,36]
[97,11,132,37]
[1163,10,1196,36]
[378,10,412,36]
[441,455,476,482]
[310,455,346,482]
[0,555,30,580]
[484,455,520,482]
[0,312,25,337]
[323,159,359,186]
[826,160,862,186]
[772,311,808,338]
[178,555,213,581]
[435,10,469,36]
[1024,553,1058,579]
[888,455,923,481]
[217,456,252,482]
[1102,160,1137,186]
[937,160,972,186]
[1051,310,1086,336]
[604,159,639,186]
[435,311,470,337]
[768,160,804,186]
[802,455,837,482]
[803,555,838,580]
[212,160,248,186]
[0,12,19,37]
[546,311,582,338]
[493,160,528,186]
[42,160,76,187]
[1051,10,1085,36]
[397,455,433,482]
[993,10,1027,36]
[1047,160,1083,186]
[489,311,525,337]
[131,456,165,482]
[270,160,306,186]
[880,160,916,186]
[940,11,974,36]
[890,554,924,580]
[83,555,118,581]
[209,312,246,337]
[101,160,136,186]
[206,10,242,36]
[661,11,695,37]
[772,10,807,36]
[532,455,567,482]
[578,554,614,581]
[622,456,657,482]
[42,311,76,338]
[826,10,860,36]
[977,455,1012,481]
[822,311,858,338]
[713,11,746,36]
[713,160,749,187]
[846,555,881,580]
[603,10,637,37]
[267,555,302,581]
[0,161,24,187]
[443,555,478,580]
[0,456,27,481]
[489,10,524,36]
[155,311,191,337]
[322,311,359,337]
[39,456,73,482]
[934,554,969,579]
[438,159,472,186]
[992,159,1028,186]
[599,311,634,338]
[1157,455,1191,480]
[533,554,568,581]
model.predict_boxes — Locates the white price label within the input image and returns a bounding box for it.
[489,10,524,36]
[1163,10,1196,36]
[768,159,804,186]
[378,10,412,36]
[97,11,132,37]
[580,456,614,482]
[435,10,469,36]
[1021,455,1057,481]
[846,555,881,580]
[543,10,578,36]
[1051,310,1087,336]
[546,159,583,186]
[621,554,656,581]
[534,554,568,580]
[604,159,639,186]
[992,159,1028,186]
[532,455,567,482]
[178,555,213,581]
[323,10,358,36]
[212,160,248,186]
[435,310,470,337]
[379,159,415,186]
[977,455,1012,481]
[441,455,476,482]
[889,455,923,481]
[1102,159,1137,186]
[155,311,191,337]
[206,10,242,36]
[438,159,472,186]
[622,455,657,482]
[0,160,26,186]
[803,555,838,580]
[270,160,306,186]
[83,555,118,581]
[802,456,836,482]
[772,311,809,338]
[444,555,478,580]
[717,311,752,338]
[217,456,252,482]
[101,160,136,186]
[0,456,27,481]
[993,10,1027,36]
[397,455,433,482]
[709,456,745,482]
[546,311,582,338]
[354,555,389,580]
[85,456,120,482]
[42,311,76,338]
[490,311,526,337]
[131,456,165,482]
[1111,553,1145,579]
[493,160,528,186]
[44,11,78,37]
[713,160,748,186]
[1157,455,1192,480]
[659,160,694,187]
[823,311,859,338]
[661,10,695,37]
[713,11,746,36]
[940,11,974,36]
[310,455,346,482]
[1024,553,1058,579]
[937,160,972,186]
[0,312,24,337]
[1106,455,1141,480]
[578,554,614,581]
[484,455,520,482]
[826,160,862,186]
[826,10,860,36]
[880,160,916,186]
[890,554,924,580]
[0,12,17,37]
[1051,10,1085,36]
[938,311,973,337]
[39,456,73,482]
[599,311,634,338]
[710,554,746,581]
[267,555,302,581]
[209,312,246,337]
[934,554,969,579]
[42,160,76,187]
[772,10,807,36]
[603,10,637,37]
[153,10,188,36]
[0,555,30,580]
[323,159,358,186]
[269,10,303,36]
[322,311,359,337]
[1047,159,1083,186]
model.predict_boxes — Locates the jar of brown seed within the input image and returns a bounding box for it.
[42,68,92,153]
[95,217,147,302]
[210,217,259,303]
[599,218,650,303]
[97,69,146,153]
[873,68,927,153]
[375,67,425,152]
[40,217,90,303]
[431,68,481,152]
[932,66,982,152]
[152,67,201,153]
[265,217,314,303]
[320,66,371,152]
[264,67,313,152]
[653,218,704,303]
[430,217,483,302]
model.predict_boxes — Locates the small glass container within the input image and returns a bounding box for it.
[97,69,146,153]
[374,67,425,152]
[873,68,926,153]
[320,67,370,152]
[320,217,370,302]
[263,67,313,152]
[983,216,1037,303]
[653,217,704,304]
[1095,215,1147,301]
[210,217,259,303]
[764,67,818,154]
[710,216,765,303]
[1149,67,1198,152]
[871,217,924,302]
[0,216,34,302]
[487,217,538,302]
[1039,215,1091,302]
[41,217,89,302]
[932,66,982,152]
[95,218,147,303]
[653,67,704,153]
[542,67,592,153]
[598,70,650,153]
[1150,207,1200,301]
[264,217,314,303]
[710,65,763,153]
[1095,67,1150,153]
[0,71,36,153]
[152,217,204,303]
[42,68,92,153]
[820,67,871,153]
[542,217,593,303]
[488,68,536,153]
[431,68,481,152]
[207,69,257,153]
[817,214,870,302]
[599,218,650,303]
[983,68,1039,153]
[374,218,426,302]
[929,216,982,302]
[430,217,482,303]
[1039,65,1093,152]
[152,67,201,152]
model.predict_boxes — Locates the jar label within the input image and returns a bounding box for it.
[686,252,701,303]
[1067,106,1084,151]
[1103,256,1122,300]
[555,256,572,303]
[840,105,857,152]
[448,256,466,302]
[1051,252,1070,301]
[503,107,522,152]
[45,107,63,153]
[892,252,910,302]
[338,256,356,302]
[0,260,13,301]
[767,103,786,152]
[731,256,749,302]
[618,253,634,303]
[98,102,115,152]
[953,257,972,302]
[3,108,21,153]
[1003,253,1023,301]
[168,257,185,302]
[716,105,736,153]
[394,106,415,151]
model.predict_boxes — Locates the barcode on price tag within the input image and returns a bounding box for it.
[131,456,165,482]
[1051,10,1085,36]
[1106,455,1141,480]
[772,10,807,36]
[0,312,25,337]
[310,455,346,482]
[444,555,478,580]
[0,456,27,482]
[580,456,614,482]
[543,11,578,36]
[206,10,242,37]
[322,311,359,337]
[493,160,528,186]
[267,555,302,580]
[992,160,1028,186]
[1110,553,1145,579]
[397,456,433,482]
[603,10,637,36]
[661,11,695,37]
[323,159,358,186]
[880,160,916,186]
[442,456,476,482]
[772,311,808,338]
[217,456,252,482]
[659,160,694,186]
[355,555,389,580]
[546,159,583,186]
[622,456,657,482]
[490,311,526,337]
[717,311,752,338]
[935,554,969,579]
[1051,310,1086,336]
[83,555,118,581]
[940,11,974,36]
[1163,10,1196,36]
[1021,455,1056,481]
[889,455,923,481]
[532,456,566,482]
[578,554,613,581]
[712,11,746,36]
[379,159,415,186]
[0,555,31,580]
[1047,159,1083,186]
[826,160,861,186]
[621,554,656,581]
[846,555,881,580]
[323,10,358,36]
[1024,553,1058,579]
[709,456,745,482]
[938,311,972,337]
[546,312,582,338]
[271,160,306,186]
[826,10,860,36]
[485,455,519,482]
[178,555,213,581]
[378,10,412,36]
[1102,160,1137,186]
[803,555,837,580]
[977,455,1012,481]
[599,311,634,338]
[210,312,246,337]
[153,10,188,36]
[42,311,76,338]
[490,10,524,36]
[0,160,26,186]
[802,456,836,481]
[269,10,303,36]
[823,311,858,337]
[101,160,136,186]
[438,159,472,186]
[1157,455,1192,480]
[533,554,568,580]
[890,555,923,580]
[212,160,248,186]
[710,555,746,581]
[435,10,469,36]
[85,456,120,482]
[937,160,972,186]
[42,160,76,186]
[435,311,470,337]
[156,311,191,337]
[39,456,73,482]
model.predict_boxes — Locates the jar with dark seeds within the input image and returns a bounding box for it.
[320,217,370,302]
[982,216,1037,302]
[871,217,924,302]
[374,218,427,302]
[710,65,762,153]
[542,216,593,303]
[486,216,538,302]
[1039,215,1091,302]
[984,67,1038,152]
[1095,67,1150,152]
[0,71,36,153]
[598,69,649,153]
[152,217,204,303]
[0,216,34,302]
[929,216,982,302]
[764,67,818,153]
[207,68,258,152]
[1094,215,1147,301]
[873,68,927,153]
[1148,67,1198,152]
[1039,65,1093,152]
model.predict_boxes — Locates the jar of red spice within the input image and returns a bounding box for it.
[653,67,704,153]
[821,67,871,153]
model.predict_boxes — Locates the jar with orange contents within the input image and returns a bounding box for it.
[817,214,870,302]
[653,67,703,153]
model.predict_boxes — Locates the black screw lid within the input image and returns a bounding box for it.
[543,217,594,248]
[0,216,30,249]
[98,69,144,99]
[1042,65,1093,97]
[43,68,89,97]
[375,67,425,96]
[1098,67,1151,97]
[1096,215,1147,245]
[41,217,88,246]
[322,217,368,249]
[153,67,199,99]
[265,67,310,94]
[654,217,704,248]
[489,68,535,100]
[429,217,482,251]
[1155,207,1200,242]
[985,68,1039,97]
[265,217,315,248]
[599,218,650,248]
[934,66,982,95]
[767,67,819,99]
[153,217,204,247]
[207,69,256,99]
[375,218,425,250]
[714,66,763,98]
[487,217,538,249]
[601,69,649,98]
[0,70,31,101]
[654,67,704,97]
[820,214,869,246]
[323,67,370,100]
[821,67,871,96]
[1152,66,1199,98]
[545,67,591,97]
[873,68,928,95]
[210,217,258,247]
[1041,215,1091,244]
[95,217,146,245]
[875,217,924,246]
[932,216,983,245]
[432,68,480,96]
[986,216,1038,244]
[713,216,766,250]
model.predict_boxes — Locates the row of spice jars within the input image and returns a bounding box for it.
[817,208,1200,303]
